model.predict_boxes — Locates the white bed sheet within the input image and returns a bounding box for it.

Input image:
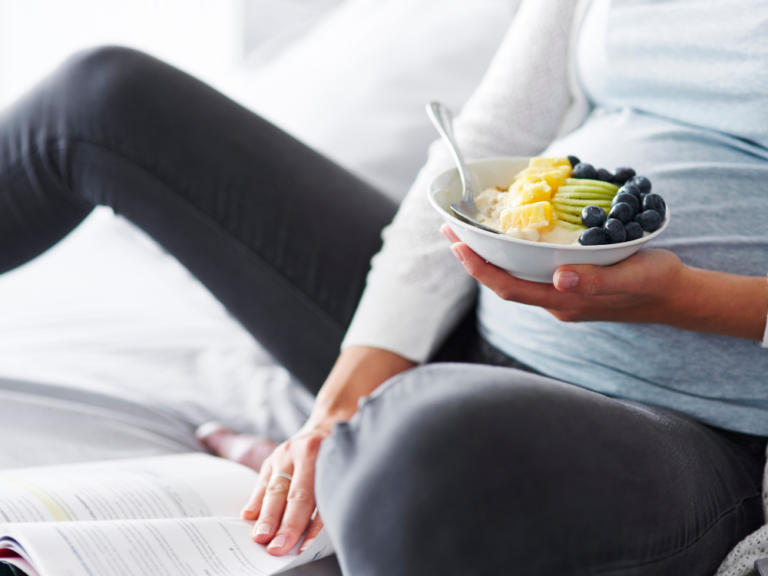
[0,208,314,443]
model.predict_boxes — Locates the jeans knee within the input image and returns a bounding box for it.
[316,364,599,575]
[316,364,704,575]
[44,46,165,134]
[64,45,143,74]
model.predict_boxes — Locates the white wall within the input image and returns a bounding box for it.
[0,0,243,109]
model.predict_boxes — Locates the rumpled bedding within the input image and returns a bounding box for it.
[0,208,314,451]
[0,377,198,469]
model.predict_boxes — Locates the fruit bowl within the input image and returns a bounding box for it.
[428,157,670,283]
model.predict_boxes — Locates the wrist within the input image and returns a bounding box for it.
[667,265,768,340]
[662,263,699,325]
[303,403,357,434]
[307,346,416,430]
[297,415,338,438]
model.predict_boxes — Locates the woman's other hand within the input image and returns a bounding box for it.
[441,223,768,340]
[237,346,415,556]
[240,423,329,555]
[198,422,327,555]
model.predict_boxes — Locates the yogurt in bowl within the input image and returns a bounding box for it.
[428,156,670,283]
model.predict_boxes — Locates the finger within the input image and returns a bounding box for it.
[266,456,318,555]
[252,465,294,544]
[450,242,567,308]
[267,474,315,556]
[241,460,272,520]
[554,256,648,296]
[299,513,325,553]
[440,223,461,243]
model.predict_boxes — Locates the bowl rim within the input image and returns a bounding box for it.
[428,156,670,251]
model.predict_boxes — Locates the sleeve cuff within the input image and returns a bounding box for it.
[341,280,476,363]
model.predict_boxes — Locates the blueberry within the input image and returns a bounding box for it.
[629,175,652,194]
[611,192,639,216]
[608,202,634,224]
[581,205,607,228]
[642,193,666,219]
[619,183,643,204]
[567,155,581,168]
[572,163,598,180]
[596,168,614,182]
[612,167,636,185]
[579,227,607,246]
[634,210,662,232]
[603,218,626,244]
[624,221,644,241]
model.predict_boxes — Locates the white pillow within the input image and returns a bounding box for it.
[238,0,516,201]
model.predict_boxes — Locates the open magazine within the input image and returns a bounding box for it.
[0,453,333,576]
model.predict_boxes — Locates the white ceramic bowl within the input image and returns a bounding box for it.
[428,157,670,283]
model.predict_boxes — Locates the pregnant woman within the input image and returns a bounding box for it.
[2,0,768,574]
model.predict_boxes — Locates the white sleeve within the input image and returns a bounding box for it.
[342,0,581,362]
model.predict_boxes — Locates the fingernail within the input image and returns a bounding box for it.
[299,538,315,553]
[254,523,271,536]
[450,244,464,262]
[555,271,579,290]
[268,534,287,549]
[241,507,257,519]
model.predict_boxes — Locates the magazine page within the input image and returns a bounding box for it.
[2,516,334,576]
[0,453,257,523]
[0,549,39,576]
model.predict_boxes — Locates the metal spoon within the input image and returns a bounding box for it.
[426,102,500,234]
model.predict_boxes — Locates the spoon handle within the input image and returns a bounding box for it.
[426,102,476,203]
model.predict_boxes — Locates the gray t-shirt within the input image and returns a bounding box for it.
[478,0,768,435]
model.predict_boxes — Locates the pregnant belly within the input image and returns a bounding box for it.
[541,108,768,276]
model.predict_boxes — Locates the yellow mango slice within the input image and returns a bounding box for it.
[514,164,572,182]
[529,156,571,169]
[512,180,552,206]
[513,167,540,180]
[500,201,554,231]
[506,174,535,199]
[538,170,565,192]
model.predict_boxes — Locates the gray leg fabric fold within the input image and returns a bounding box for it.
[316,363,764,576]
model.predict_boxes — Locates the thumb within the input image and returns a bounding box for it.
[553,261,640,296]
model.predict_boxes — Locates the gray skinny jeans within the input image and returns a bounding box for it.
[0,47,764,576]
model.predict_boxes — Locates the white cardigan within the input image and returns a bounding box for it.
[342,0,768,359]
[342,0,593,360]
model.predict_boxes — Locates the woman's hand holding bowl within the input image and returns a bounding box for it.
[441,223,768,340]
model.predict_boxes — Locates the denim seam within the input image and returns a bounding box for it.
[3,136,346,337]
[586,491,763,576]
